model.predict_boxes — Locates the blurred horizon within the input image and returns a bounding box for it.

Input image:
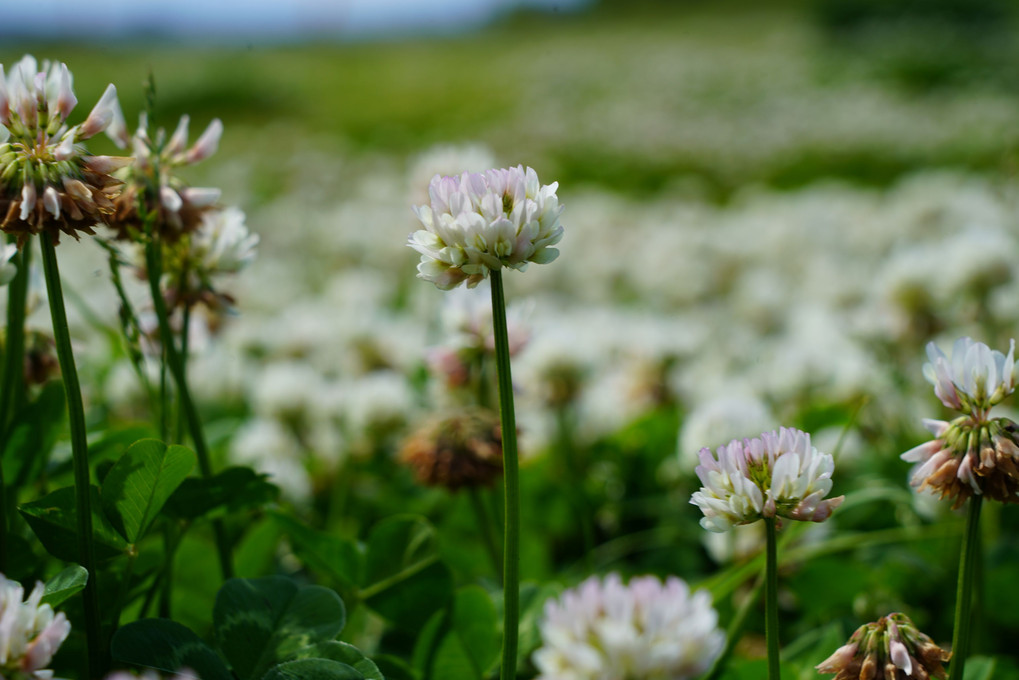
[0,0,592,43]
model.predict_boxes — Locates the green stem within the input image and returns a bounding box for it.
[0,241,31,573]
[490,271,520,680]
[948,494,983,680]
[468,487,502,583]
[143,239,233,579]
[764,517,781,680]
[40,233,103,679]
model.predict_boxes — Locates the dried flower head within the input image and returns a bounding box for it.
[816,612,950,680]
[690,427,845,532]
[901,416,1019,508]
[0,55,130,243]
[409,165,564,290]
[399,407,503,490]
[108,112,223,241]
[923,337,1016,418]
[0,573,71,680]
[533,573,724,680]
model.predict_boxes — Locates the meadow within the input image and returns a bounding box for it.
[1,1,1019,678]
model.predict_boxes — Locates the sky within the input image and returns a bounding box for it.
[1,0,591,41]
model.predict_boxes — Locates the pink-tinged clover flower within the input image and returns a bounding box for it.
[0,573,71,680]
[0,55,130,243]
[409,165,564,290]
[923,337,1016,418]
[533,573,724,680]
[691,427,844,532]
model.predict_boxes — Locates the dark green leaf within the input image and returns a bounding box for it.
[3,381,65,486]
[101,439,196,543]
[164,466,279,520]
[260,659,362,680]
[411,587,499,680]
[289,642,383,680]
[271,511,363,595]
[965,657,997,680]
[20,485,128,562]
[41,565,88,607]
[362,515,453,631]
[214,576,347,680]
[111,618,232,680]
[373,654,418,680]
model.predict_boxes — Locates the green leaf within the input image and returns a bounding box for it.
[101,439,196,543]
[261,659,363,680]
[361,515,453,631]
[965,657,997,680]
[164,466,279,520]
[289,642,383,680]
[2,381,65,486]
[412,587,499,680]
[111,618,233,680]
[41,565,88,608]
[19,485,129,562]
[372,654,418,680]
[214,576,347,680]
[271,511,363,596]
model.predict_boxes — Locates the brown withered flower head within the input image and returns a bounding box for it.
[902,416,1019,509]
[0,55,130,245]
[106,111,223,243]
[817,612,950,680]
[400,407,503,490]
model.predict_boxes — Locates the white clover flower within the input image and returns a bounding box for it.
[923,337,1017,417]
[0,573,71,680]
[690,427,844,532]
[533,573,724,680]
[409,165,564,290]
[1,55,129,242]
[188,206,259,277]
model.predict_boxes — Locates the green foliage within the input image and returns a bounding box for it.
[1,381,65,487]
[40,564,89,607]
[100,439,196,543]
[20,485,129,562]
[412,586,500,680]
[113,576,376,680]
[164,466,279,520]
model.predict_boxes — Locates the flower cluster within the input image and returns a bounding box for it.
[816,612,950,680]
[0,55,129,243]
[903,338,1019,507]
[690,427,844,532]
[923,337,1016,418]
[409,165,564,290]
[399,407,503,490]
[0,573,71,680]
[533,573,724,680]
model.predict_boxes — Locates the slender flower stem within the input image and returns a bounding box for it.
[490,271,520,680]
[948,494,983,680]
[764,517,781,680]
[143,239,233,579]
[40,232,103,679]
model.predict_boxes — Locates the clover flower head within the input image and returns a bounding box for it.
[816,612,949,680]
[409,165,564,290]
[690,427,845,532]
[399,407,503,490]
[533,573,724,680]
[0,573,71,680]
[109,112,224,240]
[923,337,1016,417]
[0,55,129,243]
[901,416,1019,508]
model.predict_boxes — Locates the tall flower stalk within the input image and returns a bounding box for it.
[0,240,25,573]
[691,427,844,680]
[410,165,564,679]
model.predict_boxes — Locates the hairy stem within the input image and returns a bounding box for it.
[764,517,781,680]
[948,494,983,680]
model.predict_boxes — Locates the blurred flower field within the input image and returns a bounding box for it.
[2,1,1019,679]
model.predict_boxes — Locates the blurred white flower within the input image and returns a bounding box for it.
[691,427,844,532]
[533,573,724,680]
[0,573,71,680]
[189,206,259,277]
[923,337,1016,417]
[409,165,564,289]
